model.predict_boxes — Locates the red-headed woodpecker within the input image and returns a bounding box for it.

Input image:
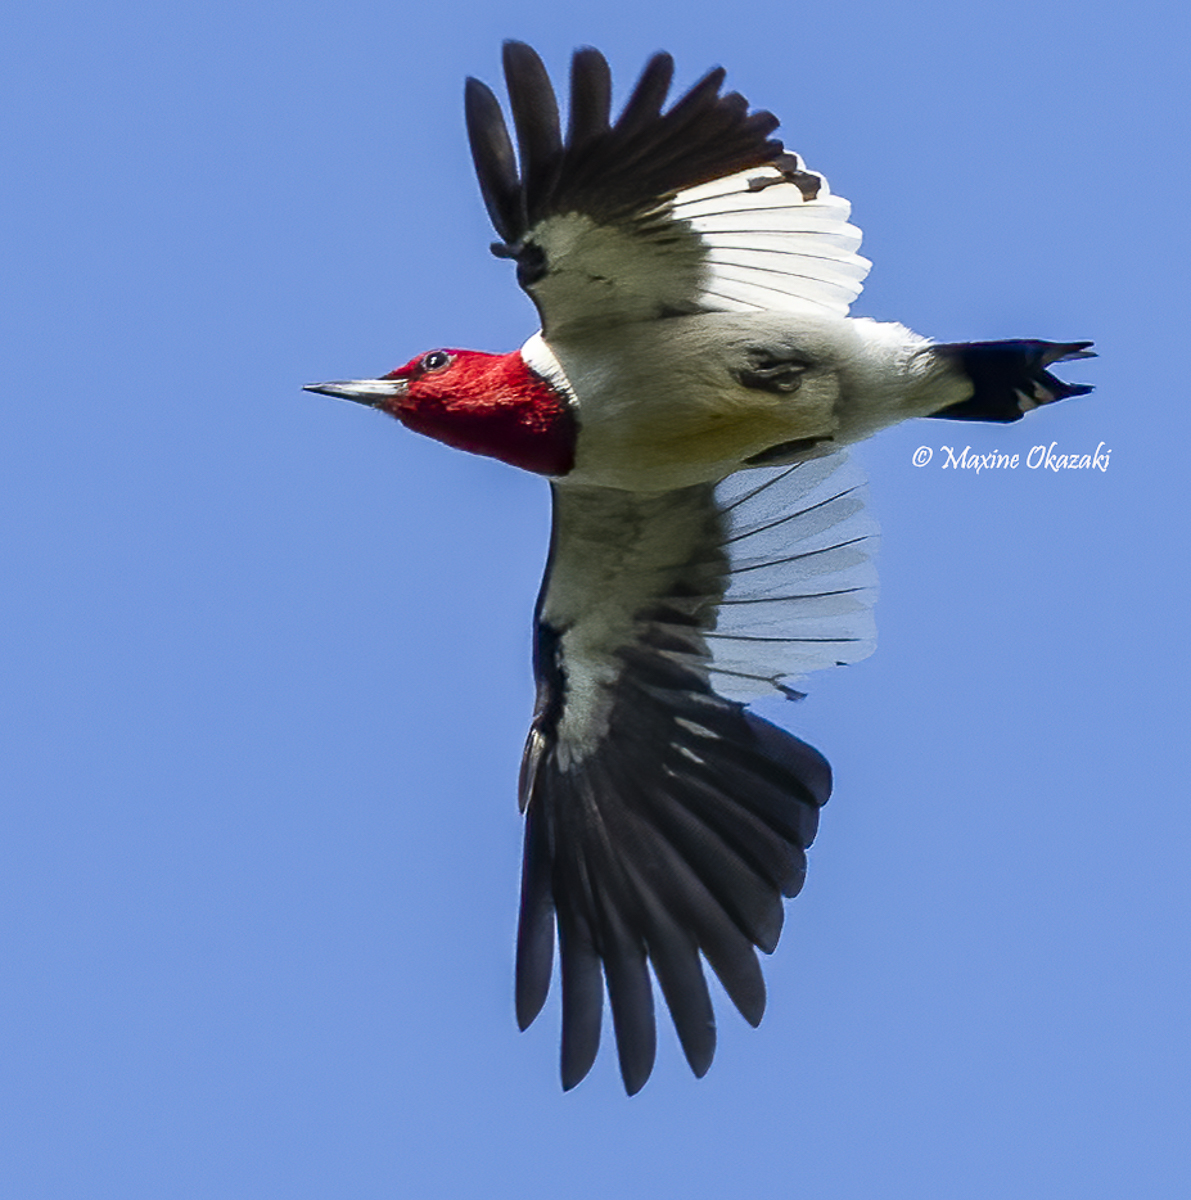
[306,43,1093,1095]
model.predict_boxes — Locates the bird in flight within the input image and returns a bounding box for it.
[307,43,1092,1094]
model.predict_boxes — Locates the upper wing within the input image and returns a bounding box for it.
[465,44,870,337]
[517,453,877,1093]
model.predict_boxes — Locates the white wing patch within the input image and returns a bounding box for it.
[672,162,871,318]
[707,452,878,700]
[541,454,877,762]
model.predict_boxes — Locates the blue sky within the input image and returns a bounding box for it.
[3,0,1188,1196]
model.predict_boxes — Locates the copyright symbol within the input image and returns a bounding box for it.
[912,446,933,467]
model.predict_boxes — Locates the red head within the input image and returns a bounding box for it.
[305,348,576,477]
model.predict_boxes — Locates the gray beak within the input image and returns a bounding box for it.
[302,378,408,407]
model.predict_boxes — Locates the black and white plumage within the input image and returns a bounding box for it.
[517,456,873,1092]
[306,42,1093,1094]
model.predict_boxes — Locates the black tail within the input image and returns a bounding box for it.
[928,340,1095,423]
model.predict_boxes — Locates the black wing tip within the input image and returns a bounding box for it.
[464,74,522,245]
[518,689,830,1089]
[560,1033,601,1093]
[737,983,767,1028]
[560,1014,601,1091]
[619,1051,657,1099]
[502,39,546,70]
[688,1051,714,1080]
[698,64,727,89]
[465,42,786,249]
[515,970,549,1032]
[754,909,784,956]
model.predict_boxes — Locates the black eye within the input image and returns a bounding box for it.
[420,350,451,372]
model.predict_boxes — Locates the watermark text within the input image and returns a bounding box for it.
[912,441,1111,473]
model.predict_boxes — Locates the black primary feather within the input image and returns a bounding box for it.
[463,77,522,245]
[566,47,612,151]
[517,482,833,1093]
[465,42,785,248]
[500,42,564,229]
